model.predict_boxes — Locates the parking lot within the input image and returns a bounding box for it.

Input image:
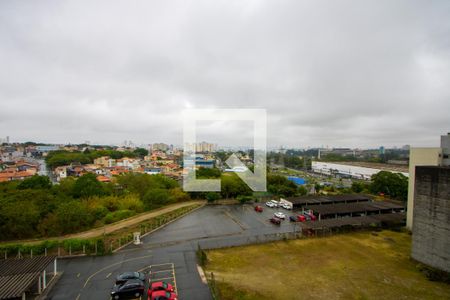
[48,204,310,300]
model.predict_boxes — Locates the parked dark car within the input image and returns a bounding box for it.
[270,217,281,225]
[116,272,145,285]
[111,279,145,299]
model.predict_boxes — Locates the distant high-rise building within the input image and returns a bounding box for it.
[152,143,170,151]
[184,142,217,153]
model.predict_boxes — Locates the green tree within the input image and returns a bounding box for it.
[54,177,76,195]
[237,195,254,204]
[196,167,221,178]
[267,174,297,197]
[52,201,93,235]
[220,174,252,199]
[117,173,178,199]
[72,173,105,198]
[215,151,231,162]
[315,183,323,193]
[298,185,308,196]
[0,194,41,240]
[206,192,221,202]
[142,188,173,210]
[351,181,369,193]
[18,175,52,190]
[169,187,190,202]
[133,148,149,157]
[370,171,408,201]
[46,151,92,169]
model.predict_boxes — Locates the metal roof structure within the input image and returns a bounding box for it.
[287,194,371,207]
[305,202,404,217]
[0,256,56,299]
[300,213,406,230]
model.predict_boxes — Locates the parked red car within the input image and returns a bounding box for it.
[254,205,263,212]
[298,215,307,222]
[270,217,281,225]
[289,215,306,222]
[149,290,178,300]
[305,211,317,221]
[148,281,174,297]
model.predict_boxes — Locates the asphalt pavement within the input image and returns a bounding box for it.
[48,203,300,300]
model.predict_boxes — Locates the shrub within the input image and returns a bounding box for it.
[104,210,135,224]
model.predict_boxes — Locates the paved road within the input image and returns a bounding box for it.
[48,204,299,300]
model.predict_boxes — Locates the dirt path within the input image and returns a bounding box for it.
[2,200,205,245]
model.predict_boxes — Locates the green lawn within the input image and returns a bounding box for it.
[205,231,450,300]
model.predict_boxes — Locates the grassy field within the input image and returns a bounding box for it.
[204,230,450,300]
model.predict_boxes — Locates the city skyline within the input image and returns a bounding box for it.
[0,135,415,152]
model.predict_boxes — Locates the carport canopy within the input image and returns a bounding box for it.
[305,202,404,218]
[0,256,56,299]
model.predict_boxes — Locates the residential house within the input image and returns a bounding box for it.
[54,166,68,182]
[94,156,116,168]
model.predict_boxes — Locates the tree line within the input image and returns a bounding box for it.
[193,168,308,203]
[0,173,187,241]
[45,148,149,169]
[351,171,408,201]
[268,152,312,170]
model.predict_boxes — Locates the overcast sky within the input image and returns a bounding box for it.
[0,1,449,149]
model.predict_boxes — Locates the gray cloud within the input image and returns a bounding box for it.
[0,0,449,148]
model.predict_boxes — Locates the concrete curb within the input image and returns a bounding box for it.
[35,271,64,300]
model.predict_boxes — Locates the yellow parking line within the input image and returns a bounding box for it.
[137,265,151,272]
[171,263,178,294]
[149,270,172,274]
[145,262,177,294]
[148,262,173,268]
[151,276,174,281]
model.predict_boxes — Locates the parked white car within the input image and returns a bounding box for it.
[274,212,286,219]
[280,203,292,210]
[265,201,277,208]
[265,200,279,208]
